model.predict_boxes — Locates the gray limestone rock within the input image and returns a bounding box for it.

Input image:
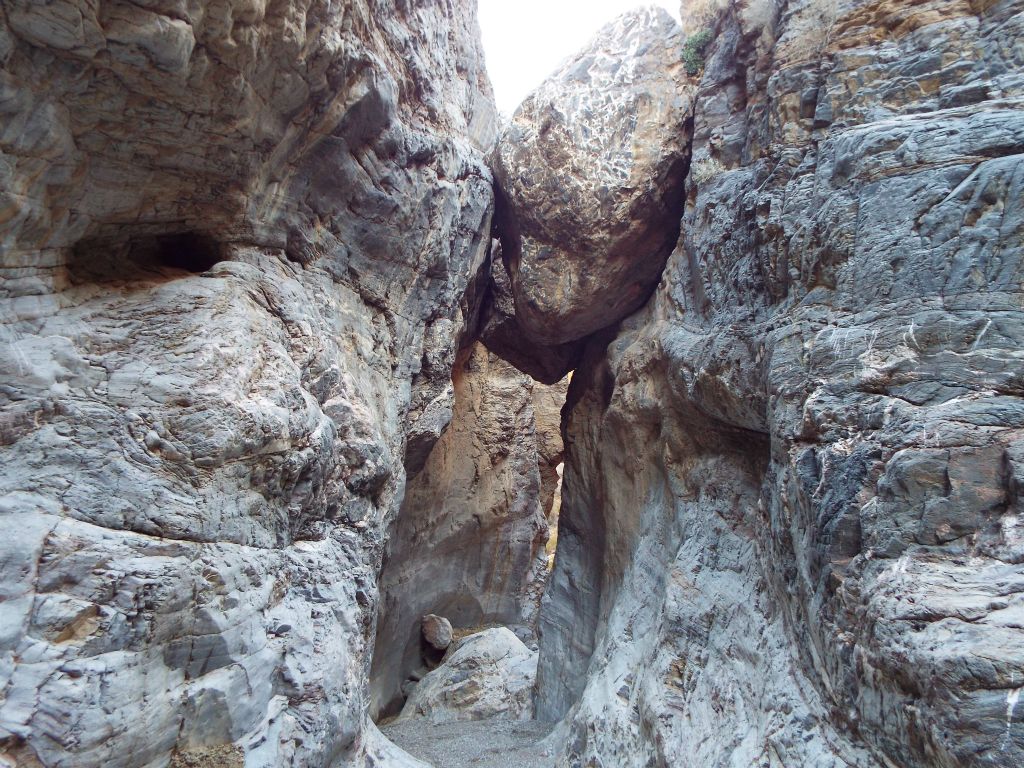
[0,1,497,766]
[396,628,537,724]
[4,1,1023,767]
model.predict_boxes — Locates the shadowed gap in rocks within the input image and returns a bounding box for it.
[69,231,223,284]
[369,342,571,722]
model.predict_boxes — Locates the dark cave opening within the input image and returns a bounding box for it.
[68,230,223,283]
[151,232,223,273]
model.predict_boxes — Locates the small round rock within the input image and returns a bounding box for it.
[421,614,453,650]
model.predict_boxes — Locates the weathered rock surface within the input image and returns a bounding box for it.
[397,628,537,723]
[477,244,582,385]
[492,8,696,346]
[532,376,569,520]
[370,343,548,719]
[0,1,496,766]
[533,1,1024,767]
[5,0,1023,767]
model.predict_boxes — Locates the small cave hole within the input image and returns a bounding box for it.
[152,232,222,273]
[68,230,223,284]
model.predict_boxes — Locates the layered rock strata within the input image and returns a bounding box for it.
[529,1,1024,766]
[0,1,496,766]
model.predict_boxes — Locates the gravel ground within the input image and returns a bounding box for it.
[381,718,557,768]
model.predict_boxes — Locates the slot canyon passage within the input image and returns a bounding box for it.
[1,0,1023,766]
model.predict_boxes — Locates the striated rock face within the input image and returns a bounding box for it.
[396,628,537,724]
[0,1,495,766]
[492,8,696,346]
[533,0,1024,766]
[369,343,548,719]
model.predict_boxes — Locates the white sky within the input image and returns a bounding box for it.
[478,1,682,115]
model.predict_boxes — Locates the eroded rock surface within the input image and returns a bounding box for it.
[370,343,548,719]
[0,1,495,766]
[532,377,569,520]
[397,628,537,723]
[4,0,1023,767]
[492,8,696,346]
[533,1,1024,767]
[477,244,582,384]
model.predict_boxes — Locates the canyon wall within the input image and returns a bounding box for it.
[370,342,550,719]
[1,0,1022,767]
[0,1,496,766]
[513,1,1024,766]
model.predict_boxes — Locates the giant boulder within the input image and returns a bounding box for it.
[493,8,695,346]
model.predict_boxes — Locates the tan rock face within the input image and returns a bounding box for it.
[370,343,548,719]
[492,8,696,346]
[531,377,569,519]
[0,1,495,766]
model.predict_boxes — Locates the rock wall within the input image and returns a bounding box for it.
[522,0,1024,766]
[0,1,496,766]
[369,342,550,719]
[4,0,1022,766]
[532,377,569,520]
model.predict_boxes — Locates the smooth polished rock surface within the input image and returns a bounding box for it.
[492,8,696,346]
[0,1,496,766]
[534,1,1024,767]
[421,614,453,652]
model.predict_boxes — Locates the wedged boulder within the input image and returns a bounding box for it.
[478,244,583,384]
[397,628,537,723]
[493,8,695,346]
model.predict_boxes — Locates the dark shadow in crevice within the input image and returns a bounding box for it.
[69,231,223,285]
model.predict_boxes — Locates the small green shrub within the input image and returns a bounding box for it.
[683,29,714,76]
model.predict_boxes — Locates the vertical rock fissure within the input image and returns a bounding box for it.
[369,341,570,721]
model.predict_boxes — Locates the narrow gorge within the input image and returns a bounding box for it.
[1,1,1022,768]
